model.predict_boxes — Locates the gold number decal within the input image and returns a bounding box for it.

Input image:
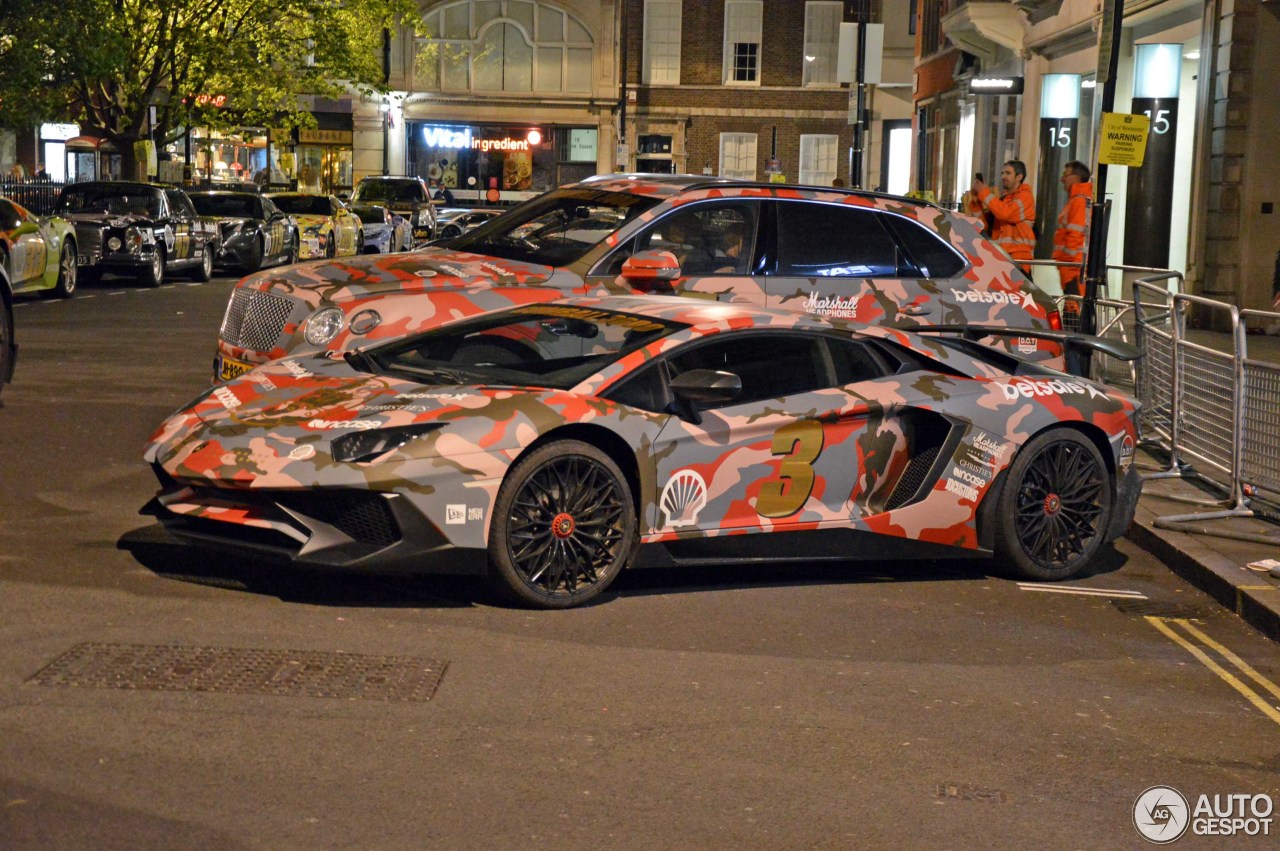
[757,420,825,518]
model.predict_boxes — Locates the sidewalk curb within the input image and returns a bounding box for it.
[1126,505,1280,642]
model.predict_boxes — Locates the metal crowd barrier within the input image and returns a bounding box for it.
[1131,276,1280,544]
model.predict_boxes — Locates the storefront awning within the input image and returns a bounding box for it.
[64,136,118,151]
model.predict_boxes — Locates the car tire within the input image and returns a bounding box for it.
[487,440,637,609]
[52,241,77,298]
[246,236,265,272]
[356,229,365,255]
[442,225,461,239]
[993,428,1113,582]
[324,233,336,259]
[286,238,299,266]
[0,293,13,389]
[139,247,165,288]
[190,245,214,282]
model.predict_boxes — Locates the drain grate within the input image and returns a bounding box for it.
[27,642,447,702]
[935,783,1008,803]
[1111,599,1218,619]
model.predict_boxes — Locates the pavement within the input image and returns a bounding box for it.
[1127,446,1280,642]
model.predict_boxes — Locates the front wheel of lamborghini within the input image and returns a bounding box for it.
[994,428,1113,582]
[488,440,636,609]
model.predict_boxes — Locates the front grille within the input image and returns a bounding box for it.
[279,492,402,548]
[75,225,102,263]
[220,288,296,351]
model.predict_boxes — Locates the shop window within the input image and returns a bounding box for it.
[417,0,594,96]
[719,133,757,180]
[803,2,841,87]
[644,0,682,85]
[723,1,762,85]
[799,134,838,186]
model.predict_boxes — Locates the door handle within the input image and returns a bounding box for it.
[898,303,932,316]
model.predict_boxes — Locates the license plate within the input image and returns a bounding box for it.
[219,355,253,381]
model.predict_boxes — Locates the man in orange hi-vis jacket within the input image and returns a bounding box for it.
[1052,160,1093,307]
[971,160,1036,268]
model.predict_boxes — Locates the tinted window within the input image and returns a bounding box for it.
[667,334,828,407]
[775,202,902,278]
[826,337,889,384]
[191,194,261,219]
[58,186,161,217]
[271,195,333,216]
[352,180,425,203]
[166,190,198,218]
[882,214,966,278]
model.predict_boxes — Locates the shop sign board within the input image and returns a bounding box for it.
[1098,112,1150,167]
[298,129,353,145]
[421,125,529,152]
[568,129,597,162]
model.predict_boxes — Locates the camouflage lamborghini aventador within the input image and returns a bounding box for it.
[147,296,1142,609]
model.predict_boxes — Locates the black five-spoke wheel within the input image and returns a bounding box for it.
[489,440,636,608]
[995,428,1113,581]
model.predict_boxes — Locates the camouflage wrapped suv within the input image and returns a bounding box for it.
[214,175,1065,382]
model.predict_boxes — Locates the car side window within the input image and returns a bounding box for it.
[164,190,188,219]
[599,202,760,277]
[668,333,829,407]
[825,336,891,384]
[881,214,966,278]
[774,202,905,278]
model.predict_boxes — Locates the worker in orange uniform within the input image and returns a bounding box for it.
[1052,160,1093,309]
[970,160,1036,270]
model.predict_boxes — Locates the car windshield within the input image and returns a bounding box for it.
[190,195,261,219]
[447,188,659,266]
[352,181,423,203]
[271,195,331,216]
[58,186,161,217]
[356,304,685,390]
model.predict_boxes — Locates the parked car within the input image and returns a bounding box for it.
[266,193,362,260]
[0,263,14,397]
[435,207,504,240]
[213,176,1066,383]
[55,182,216,286]
[347,201,412,254]
[0,196,78,297]
[188,190,299,272]
[349,176,437,244]
[146,296,1141,608]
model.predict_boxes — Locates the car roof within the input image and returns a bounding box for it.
[188,190,260,197]
[574,173,940,209]
[356,176,425,183]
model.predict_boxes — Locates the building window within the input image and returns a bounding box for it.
[719,132,757,179]
[723,1,762,85]
[803,2,841,87]
[416,0,594,95]
[643,0,681,85]
[799,134,838,186]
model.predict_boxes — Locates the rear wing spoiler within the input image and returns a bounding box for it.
[905,324,1144,362]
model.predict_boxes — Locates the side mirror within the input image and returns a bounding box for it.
[620,249,682,289]
[669,369,741,424]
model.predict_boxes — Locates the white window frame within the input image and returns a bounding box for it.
[799,134,839,186]
[802,2,841,87]
[719,132,758,180]
[722,1,763,86]
[643,0,682,85]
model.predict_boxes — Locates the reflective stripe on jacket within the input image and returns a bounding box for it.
[1053,181,1092,290]
[976,182,1036,261]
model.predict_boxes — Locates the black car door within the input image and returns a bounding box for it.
[164,189,196,264]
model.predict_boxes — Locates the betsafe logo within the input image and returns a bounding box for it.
[1134,786,1189,843]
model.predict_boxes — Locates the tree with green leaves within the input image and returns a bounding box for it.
[0,0,418,176]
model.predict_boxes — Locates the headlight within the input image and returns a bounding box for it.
[304,225,322,236]
[106,235,123,251]
[303,307,345,346]
[417,208,431,226]
[331,423,444,463]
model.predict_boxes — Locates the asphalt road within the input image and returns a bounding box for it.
[1,272,1278,850]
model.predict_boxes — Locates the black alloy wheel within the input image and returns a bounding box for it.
[488,440,636,608]
[52,242,77,298]
[994,429,1113,581]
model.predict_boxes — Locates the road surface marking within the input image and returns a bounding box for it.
[1016,583,1147,599]
[1146,616,1280,727]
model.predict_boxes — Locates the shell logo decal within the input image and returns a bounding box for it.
[660,469,708,527]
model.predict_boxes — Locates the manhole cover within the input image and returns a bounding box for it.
[1111,599,1218,619]
[935,783,1008,803]
[27,642,447,702]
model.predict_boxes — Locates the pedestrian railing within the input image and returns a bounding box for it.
[1132,276,1280,545]
[1,177,69,215]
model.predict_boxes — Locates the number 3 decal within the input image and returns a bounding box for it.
[757,420,824,518]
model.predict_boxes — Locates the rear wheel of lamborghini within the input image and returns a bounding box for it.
[994,429,1113,582]
[488,440,636,609]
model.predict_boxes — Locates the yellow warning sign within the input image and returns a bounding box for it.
[1098,112,1151,167]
